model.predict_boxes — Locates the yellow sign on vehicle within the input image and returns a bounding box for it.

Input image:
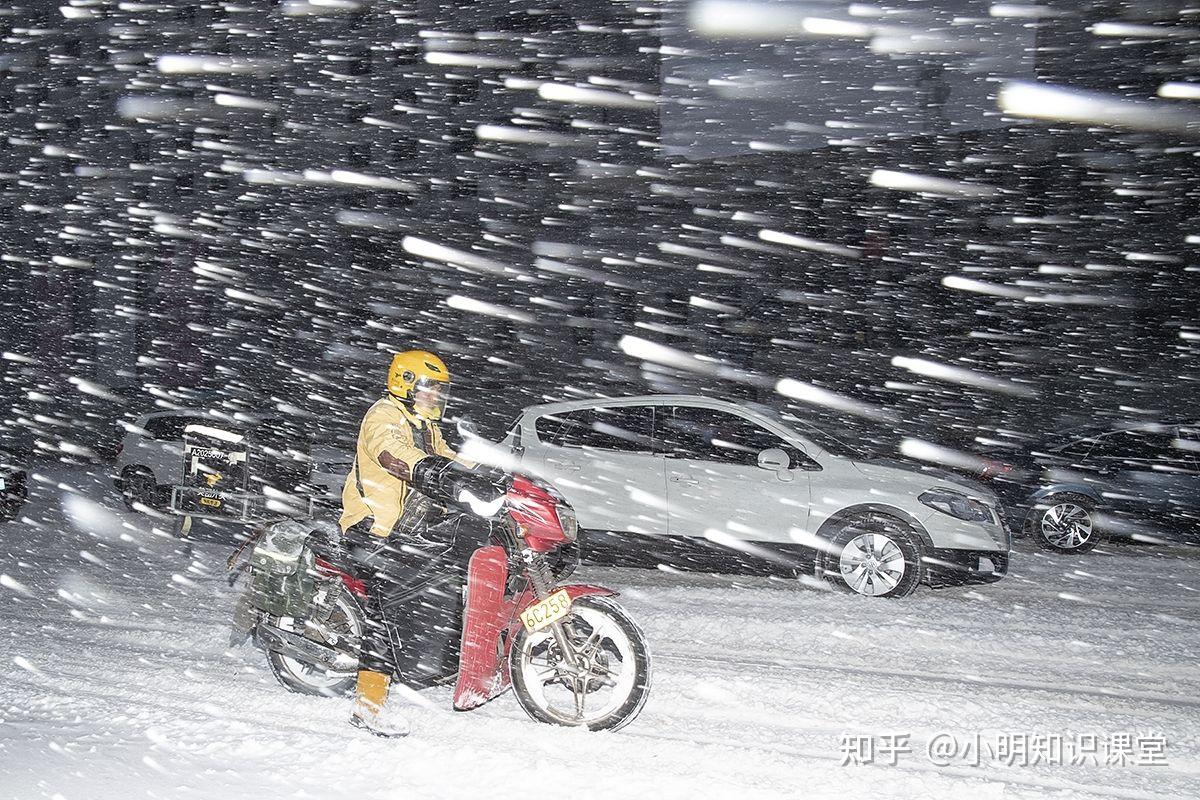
[519,589,572,633]
[200,497,222,508]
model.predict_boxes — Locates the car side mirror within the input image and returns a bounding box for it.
[757,447,794,481]
[757,447,790,470]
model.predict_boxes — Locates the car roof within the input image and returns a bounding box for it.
[1055,420,1197,442]
[129,410,208,426]
[519,394,748,417]
[515,394,841,452]
[133,409,292,426]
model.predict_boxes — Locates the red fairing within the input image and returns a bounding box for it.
[314,558,367,599]
[507,475,568,552]
[562,584,617,600]
[454,546,513,711]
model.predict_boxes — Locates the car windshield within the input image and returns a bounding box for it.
[1044,423,1178,456]
[1043,424,1109,453]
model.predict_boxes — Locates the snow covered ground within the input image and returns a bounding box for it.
[2,467,1198,800]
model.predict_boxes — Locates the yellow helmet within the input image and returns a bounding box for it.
[387,350,451,420]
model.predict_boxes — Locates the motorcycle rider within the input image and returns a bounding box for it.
[340,349,506,737]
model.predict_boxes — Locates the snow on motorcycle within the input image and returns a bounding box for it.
[230,473,652,732]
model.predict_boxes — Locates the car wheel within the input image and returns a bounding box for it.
[821,515,923,598]
[120,467,157,511]
[1029,493,1100,554]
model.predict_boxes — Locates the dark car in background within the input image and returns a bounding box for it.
[0,447,28,522]
[981,422,1200,554]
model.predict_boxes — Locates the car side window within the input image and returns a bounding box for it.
[657,406,795,467]
[144,416,192,441]
[535,406,656,453]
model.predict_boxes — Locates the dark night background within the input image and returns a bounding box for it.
[1,0,1197,463]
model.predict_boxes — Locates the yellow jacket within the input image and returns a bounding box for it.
[339,395,467,538]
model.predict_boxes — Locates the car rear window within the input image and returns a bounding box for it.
[144,416,191,441]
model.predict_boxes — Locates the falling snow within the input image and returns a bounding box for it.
[2,0,1200,797]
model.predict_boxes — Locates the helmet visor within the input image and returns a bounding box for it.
[412,377,449,420]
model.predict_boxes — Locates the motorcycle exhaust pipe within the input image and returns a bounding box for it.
[257,623,359,672]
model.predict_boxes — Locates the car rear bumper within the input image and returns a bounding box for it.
[923,548,1009,587]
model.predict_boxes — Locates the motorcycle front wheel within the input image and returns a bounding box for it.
[509,596,651,732]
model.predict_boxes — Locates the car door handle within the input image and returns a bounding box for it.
[670,474,699,485]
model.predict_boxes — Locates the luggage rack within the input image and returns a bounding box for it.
[169,422,315,523]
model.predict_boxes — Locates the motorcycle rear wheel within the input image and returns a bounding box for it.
[264,589,364,697]
[509,596,651,732]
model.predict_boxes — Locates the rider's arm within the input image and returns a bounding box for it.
[363,414,428,482]
[411,455,506,515]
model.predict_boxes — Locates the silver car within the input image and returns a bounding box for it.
[504,395,1010,597]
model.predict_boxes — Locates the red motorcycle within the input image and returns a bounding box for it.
[239,475,651,732]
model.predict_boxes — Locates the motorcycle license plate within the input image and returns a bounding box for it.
[520,589,572,633]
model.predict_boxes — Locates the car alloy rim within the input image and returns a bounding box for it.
[838,532,906,596]
[1041,503,1093,549]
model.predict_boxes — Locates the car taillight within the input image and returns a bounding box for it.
[979,460,1013,479]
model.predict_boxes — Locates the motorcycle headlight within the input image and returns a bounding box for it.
[557,505,578,542]
[919,489,994,523]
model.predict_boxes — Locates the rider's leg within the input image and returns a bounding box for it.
[351,604,409,736]
[378,575,464,690]
[376,514,473,689]
[345,514,474,734]
[345,520,409,738]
